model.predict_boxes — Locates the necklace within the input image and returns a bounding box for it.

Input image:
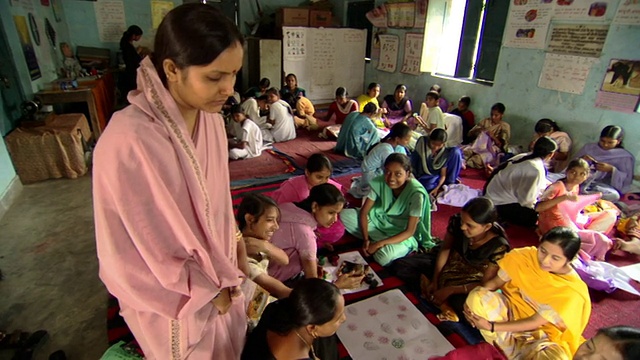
[294,330,317,360]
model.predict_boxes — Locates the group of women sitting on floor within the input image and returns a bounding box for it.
[242,276,640,359]
[237,172,639,359]
[233,117,638,359]
[483,125,639,259]
[339,90,637,257]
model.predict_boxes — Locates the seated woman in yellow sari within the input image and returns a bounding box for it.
[464,227,590,359]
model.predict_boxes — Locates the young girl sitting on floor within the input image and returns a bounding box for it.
[265,88,296,143]
[228,105,268,160]
[325,87,358,125]
[282,92,318,131]
[536,159,620,261]
[242,279,345,360]
[268,184,361,287]
[341,153,435,266]
[463,102,510,169]
[349,122,412,199]
[422,197,510,324]
[464,227,591,359]
[271,153,346,249]
[381,84,414,127]
[416,91,445,135]
[237,194,292,298]
[280,73,306,98]
[356,82,380,112]
[484,136,557,228]
[574,125,635,202]
[320,87,359,139]
[239,193,365,299]
[529,119,572,173]
[356,83,386,128]
[412,129,464,197]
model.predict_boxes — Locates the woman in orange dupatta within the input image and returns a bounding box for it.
[464,227,591,359]
[93,4,247,359]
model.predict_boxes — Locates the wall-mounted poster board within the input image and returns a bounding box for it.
[283,26,367,104]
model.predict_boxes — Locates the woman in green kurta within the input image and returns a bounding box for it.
[342,153,435,266]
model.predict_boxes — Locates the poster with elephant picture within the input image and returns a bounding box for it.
[595,59,640,113]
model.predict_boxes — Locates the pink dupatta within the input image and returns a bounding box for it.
[94,57,245,358]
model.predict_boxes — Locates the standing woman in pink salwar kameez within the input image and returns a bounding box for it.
[93,4,247,359]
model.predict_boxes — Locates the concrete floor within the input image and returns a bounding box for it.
[0,175,108,359]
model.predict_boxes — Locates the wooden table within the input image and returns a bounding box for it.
[35,87,102,139]
[35,73,115,140]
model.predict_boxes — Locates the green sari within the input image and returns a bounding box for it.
[342,175,434,265]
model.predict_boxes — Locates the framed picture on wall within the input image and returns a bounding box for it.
[51,0,63,22]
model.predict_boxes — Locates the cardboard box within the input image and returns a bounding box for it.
[276,8,309,27]
[309,10,332,27]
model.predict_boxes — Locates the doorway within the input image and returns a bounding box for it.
[347,1,375,60]
[0,17,26,135]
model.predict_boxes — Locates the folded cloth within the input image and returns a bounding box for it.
[573,255,640,296]
[436,184,482,208]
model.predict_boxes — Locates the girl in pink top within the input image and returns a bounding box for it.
[271,153,346,249]
[536,159,617,260]
[93,5,247,358]
[268,184,346,283]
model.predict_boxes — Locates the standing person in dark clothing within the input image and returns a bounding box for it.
[119,25,144,100]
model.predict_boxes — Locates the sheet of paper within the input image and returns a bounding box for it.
[553,0,615,21]
[322,251,383,295]
[371,28,385,60]
[400,33,424,75]
[151,1,174,29]
[94,0,126,43]
[547,24,609,57]
[595,91,640,113]
[614,0,640,25]
[621,263,640,282]
[503,0,553,49]
[13,0,36,13]
[414,0,428,28]
[13,15,41,80]
[377,34,399,73]
[337,289,454,359]
[342,29,368,81]
[386,2,415,28]
[366,5,388,28]
[538,53,597,94]
[310,29,337,101]
[283,28,307,61]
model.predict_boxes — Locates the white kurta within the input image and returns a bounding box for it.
[242,119,265,158]
[485,156,548,208]
[269,100,296,142]
[444,113,463,147]
[240,98,265,128]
